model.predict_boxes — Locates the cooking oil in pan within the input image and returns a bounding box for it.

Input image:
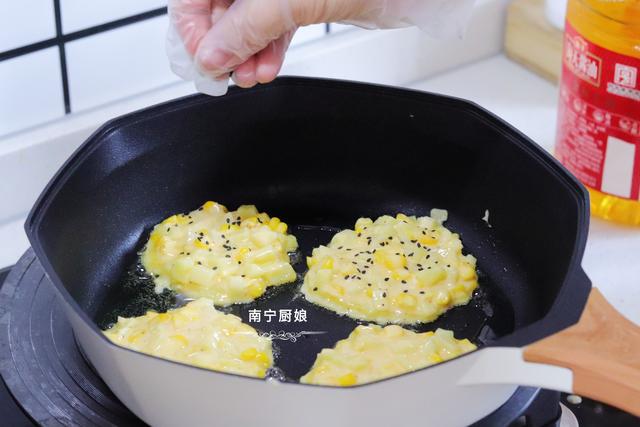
[95,223,514,381]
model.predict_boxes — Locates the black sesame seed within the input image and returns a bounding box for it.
[367,283,372,287]
[241,275,246,278]
[344,275,350,280]
[338,246,343,250]
[382,292,387,298]
[384,277,389,282]
[238,261,242,264]
[313,287,318,291]
[403,290,408,293]
[226,218,230,223]
[357,233,362,237]
[408,252,414,257]
[420,291,425,294]
[401,280,407,284]
[197,261,202,265]
[212,267,218,270]
[225,255,231,258]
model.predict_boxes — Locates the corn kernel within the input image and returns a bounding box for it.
[242,217,258,228]
[255,352,270,366]
[194,239,208,249]
[171,334,189,346]
[240,348,258,361]
[460,263,476,280]
[420,235,438,245]
[275,222,288,234]
[398,294,417,307]
[337,373,357,386]
[268,217,281,231]
[429,354,443,363]
[248,282,265,298]
[237,205,258,217]
[127,331,145,344]
[237,247,251,259]
[322,257,334,269]
[435,292,451,306]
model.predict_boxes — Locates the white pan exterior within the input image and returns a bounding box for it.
[67,302,574,427]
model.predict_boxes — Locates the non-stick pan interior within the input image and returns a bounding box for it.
[28,79,589,377]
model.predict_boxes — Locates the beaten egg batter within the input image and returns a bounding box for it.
[104,298,273,377]
[142,202,298,305]
[301,212,478,324]
[300,325,476,386]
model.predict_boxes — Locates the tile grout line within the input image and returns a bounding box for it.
[53,0,71,114]
[0,7,167,63]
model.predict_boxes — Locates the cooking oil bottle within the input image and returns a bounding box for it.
[555,0,640,225]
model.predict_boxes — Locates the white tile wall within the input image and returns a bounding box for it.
[290,24,327,48]
[1,1,56,52]
[60,0,166,33]
[0,48,65,137]
[66,16,179,112]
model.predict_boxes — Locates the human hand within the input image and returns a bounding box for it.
[168,0,475,90]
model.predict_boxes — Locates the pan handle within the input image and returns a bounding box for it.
[523,287,640,416]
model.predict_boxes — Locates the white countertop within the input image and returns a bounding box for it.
[411,55,640,324]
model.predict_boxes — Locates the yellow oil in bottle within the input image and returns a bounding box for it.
[557,0,640,225]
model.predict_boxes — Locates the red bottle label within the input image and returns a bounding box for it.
[556,22,640,201]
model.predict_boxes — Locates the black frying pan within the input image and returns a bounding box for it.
[26,78,638,426]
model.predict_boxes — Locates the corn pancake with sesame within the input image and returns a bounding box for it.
[142,202,298,305]
[300,325,476,386]
[104,298,273,377]
[301,211,478,324]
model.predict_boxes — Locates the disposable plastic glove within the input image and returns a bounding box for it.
[168,0,474,94]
